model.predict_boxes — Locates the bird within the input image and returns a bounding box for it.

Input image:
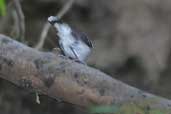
[48,16,93,64]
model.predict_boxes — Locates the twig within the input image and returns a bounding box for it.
[34,0,75,50]
[36,92,40,104]
[13,0,25,41]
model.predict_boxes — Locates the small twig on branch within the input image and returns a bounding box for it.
[34,0,75,50]
[13,0,25,41]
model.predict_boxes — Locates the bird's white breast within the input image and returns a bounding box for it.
[59,33,76,58]
[56,23,91,62]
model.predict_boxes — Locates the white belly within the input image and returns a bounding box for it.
[57,26,91,62]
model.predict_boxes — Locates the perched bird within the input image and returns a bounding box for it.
[48,16,93,63]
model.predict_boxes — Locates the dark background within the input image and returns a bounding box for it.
[0,0,171,114]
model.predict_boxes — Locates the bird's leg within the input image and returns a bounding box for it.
[52,47,61,55]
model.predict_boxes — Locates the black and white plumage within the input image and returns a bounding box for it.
[48,16,93,63]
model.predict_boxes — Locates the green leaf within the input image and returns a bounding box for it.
[0,0,6,16]
[89,105,119,114]
[149,110,164,114]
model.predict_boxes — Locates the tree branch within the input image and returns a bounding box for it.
[0,34,171,110]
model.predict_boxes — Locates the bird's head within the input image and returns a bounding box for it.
[48,16,72,39]
[48,16,61,25]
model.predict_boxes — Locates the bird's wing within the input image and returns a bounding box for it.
[71,28,93,48]
[70,46,79,60]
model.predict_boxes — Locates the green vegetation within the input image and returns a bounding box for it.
[0,0,6,16]
[89,105,119,114]
[89,103,171,114]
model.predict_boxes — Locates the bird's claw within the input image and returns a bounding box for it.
[58,54,69,60]
[52,48,61,54]
[74,59,86,65]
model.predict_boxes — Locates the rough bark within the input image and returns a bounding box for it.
[0,34,171,110]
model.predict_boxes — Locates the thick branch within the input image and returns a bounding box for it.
[0,34,171,110]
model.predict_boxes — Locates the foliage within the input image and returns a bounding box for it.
[89,105,119,113]
[89,103,171,114]
[0,0,6,16]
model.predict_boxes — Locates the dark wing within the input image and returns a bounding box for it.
[71,28,93,48]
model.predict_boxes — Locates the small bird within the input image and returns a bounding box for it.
[48,16,93,64]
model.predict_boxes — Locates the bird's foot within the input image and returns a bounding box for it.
[58,54,70,60]
[52,48,61,55]
[52,48,68,59]
[74,59,86,65]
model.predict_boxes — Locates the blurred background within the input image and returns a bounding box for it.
[0,0,171,114]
